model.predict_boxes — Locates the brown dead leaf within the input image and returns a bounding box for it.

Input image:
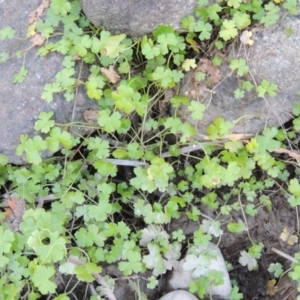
[4,196,26,231]
[251,24,264,34]
[72,54,82,61]
[36,0,50,16]
[212,49,226,60]
[274,148,300,160]
[30,33,45,47]
[28,0,50,25]
[83,109,99,124]
[28,11,38,26]
[184,85,215,99]
[266,279,278,296]
[195,58,222,85]
[240,30,254,46]
[280,226,298,246]
[101,66,120,84]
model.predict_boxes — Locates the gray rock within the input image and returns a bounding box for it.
[0,0,97,164]
[179,10,300,136]
[80,0,197,37]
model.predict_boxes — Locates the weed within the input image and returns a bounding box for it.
[0,0,300,299]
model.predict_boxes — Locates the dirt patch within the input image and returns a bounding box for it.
[221,191,299,299]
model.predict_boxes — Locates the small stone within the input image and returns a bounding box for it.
[168,243,232,299]
[158,290,199,300]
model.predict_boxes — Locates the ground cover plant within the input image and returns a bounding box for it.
[1,0,300,299]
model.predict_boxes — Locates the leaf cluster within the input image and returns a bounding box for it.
[0,0,299,298]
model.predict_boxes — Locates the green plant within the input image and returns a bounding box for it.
[0,0,300,298]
